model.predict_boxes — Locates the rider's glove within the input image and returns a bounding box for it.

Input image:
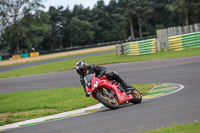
[85,93,90,97]
[100,71,106,77]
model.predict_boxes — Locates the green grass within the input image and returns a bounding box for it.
[1,48,200,79]
[0,87,98,126]
[133,84,154,95]
[142,122,200,133]
[0,84,154,126]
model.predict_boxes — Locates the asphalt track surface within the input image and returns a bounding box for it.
[1,56,200,133]
[0,50,115,73]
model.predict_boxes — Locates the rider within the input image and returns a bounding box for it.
[75,60,131,97]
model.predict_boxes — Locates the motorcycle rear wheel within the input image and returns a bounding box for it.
[96,88,119,110]
[130,88,142,104]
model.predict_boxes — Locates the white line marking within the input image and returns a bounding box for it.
[143,83,184,101]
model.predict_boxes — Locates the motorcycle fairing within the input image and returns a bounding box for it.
[86,74,133,104]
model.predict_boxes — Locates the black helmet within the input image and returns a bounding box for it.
[75,60,88,76]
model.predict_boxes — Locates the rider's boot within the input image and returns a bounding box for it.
[119,80,133,94]
[123,84,133,94]
[120,79,138,95]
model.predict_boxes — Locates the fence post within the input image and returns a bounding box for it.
[156,30,161,50]
[184,25,187,34]
[179,26,182,35]
[116,44,121,56]
[171,27,174,36]
[176,27,179,35]
[190,25,193,33]
[164,29,169,49]
[161,30,165,49]
[169,28,171,36]
[187,25,190,33]
[194,23,199,32]
[174,27,176,35]
[156,38,161,52]
[122,43,127,55]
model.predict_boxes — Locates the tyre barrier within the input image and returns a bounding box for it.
[126,38,157,56]
[169,32,200,51]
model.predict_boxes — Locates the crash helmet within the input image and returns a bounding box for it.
[75,60,88,76]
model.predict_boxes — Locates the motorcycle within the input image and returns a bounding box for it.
[84,73,142,109]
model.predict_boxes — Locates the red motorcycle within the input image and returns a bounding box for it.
[85,73,142,109]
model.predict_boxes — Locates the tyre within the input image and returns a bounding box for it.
[130,88,142,104]
[96,87,119,110]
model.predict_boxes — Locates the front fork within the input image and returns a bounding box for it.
[102,87,112,98]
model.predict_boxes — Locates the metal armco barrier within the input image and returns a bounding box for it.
[169,32,200,51]
[126,39,157,56]
[30,52,39,57]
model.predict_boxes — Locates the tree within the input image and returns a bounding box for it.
[46,6,64,50]
[111,13,128,40]
[91,1,115,43]
[170,0,200,26]
[118,0,136,39]
[170,0,189,25]
[23,11,51,50]
[69,17,94,47]
[190,0,200,23]
[1,10,51,54]
[108,0,128,40]
[134,0,154,38]
[0,0,8,35]
[60,7,73,48]
[0,0,44,53]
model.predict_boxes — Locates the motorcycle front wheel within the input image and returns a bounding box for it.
[130,88,142,104]
[96,87,119,110]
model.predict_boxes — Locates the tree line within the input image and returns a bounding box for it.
[0,0,199,54]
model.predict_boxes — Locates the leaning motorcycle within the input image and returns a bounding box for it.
[85,73,142,109]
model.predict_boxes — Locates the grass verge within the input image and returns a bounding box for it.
[1,48,200,79]
[143,121,200,133]
[0,84,154,126]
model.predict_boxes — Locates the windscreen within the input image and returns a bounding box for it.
[84,73,94,88]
